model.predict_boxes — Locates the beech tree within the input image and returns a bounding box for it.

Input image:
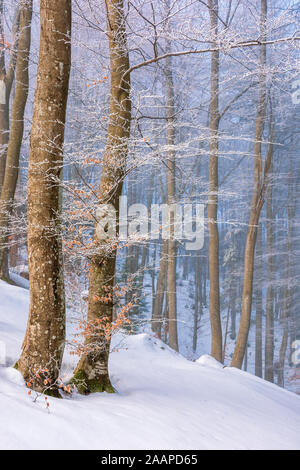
[17,0,71,394]
[71,0,131,394]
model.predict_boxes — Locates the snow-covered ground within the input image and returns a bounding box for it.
[0,279,300,450]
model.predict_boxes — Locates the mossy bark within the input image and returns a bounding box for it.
[70,369,115,395]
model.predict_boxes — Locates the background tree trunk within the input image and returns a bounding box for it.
[265,176,274,382]
[278,171,294,387]
[152,240,168,338]
[255,225,263,378]
[0,0,32,279]
[0,3,20,279]
[0,2,20,191]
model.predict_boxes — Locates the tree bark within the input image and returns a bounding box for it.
[72,0,131,393]
[17,0,71,395]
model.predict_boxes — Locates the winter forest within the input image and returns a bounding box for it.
[0,0,300,451]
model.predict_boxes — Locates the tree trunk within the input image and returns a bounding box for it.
[165,31,178,352]
[255,225,263,378]
[152,240,168,338]
[0,2,20,191]
[72,0,131,394]
[278,171,294,387]
[193,259,200,352]
[231,0,269,369]
[0,3,20,279]
[277,286,288,388]
[265,179,274,382]
[208,0,222,362]
[0,0,32,279]
[17,0,71,395]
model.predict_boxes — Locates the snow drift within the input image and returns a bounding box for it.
[0,280,300,450]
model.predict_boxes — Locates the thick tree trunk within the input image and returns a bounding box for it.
[17,0,71,395]
[208,0,222,362]
[72,0,131,394]
[231,0,268,369]
[0,0,32,278]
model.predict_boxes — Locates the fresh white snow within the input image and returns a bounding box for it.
[0,279,300,450]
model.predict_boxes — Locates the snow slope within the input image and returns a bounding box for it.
[0,280,300,450]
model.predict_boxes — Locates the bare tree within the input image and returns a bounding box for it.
[71,0,131,393]
[231,0,273,369]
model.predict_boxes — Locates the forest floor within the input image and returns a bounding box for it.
[0,279,300,450]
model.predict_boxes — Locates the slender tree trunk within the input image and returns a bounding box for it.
[278,286,288,388]
[208,0,222,362]
[193,259,200,352]
[152,240,168,338]
[0,2,20,191]
[17,0,71,395]
[0,0,32,278]
[231,0,269,369]
[0,3,20,279]
[223,305,230,362]
[229,263,237,340]
[265,178,274,382]
[255,225,263,378]
[182,254,189,280]
[165,37,178,352]
[278,172,294,387]
[151,242,157,317]
[72,0,131,393]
